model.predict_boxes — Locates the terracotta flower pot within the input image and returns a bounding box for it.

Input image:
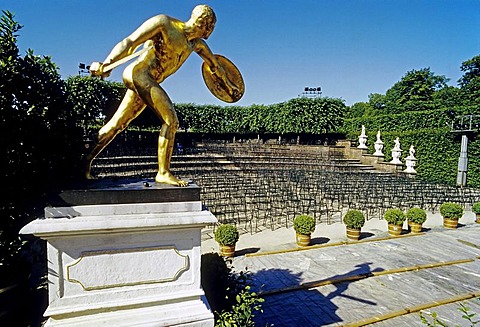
[388,223,402,236]
[476,213,480,224]
[296,233,311,247]
[346,227,361,241]
[219,244,236,257]
[443,218,458,229]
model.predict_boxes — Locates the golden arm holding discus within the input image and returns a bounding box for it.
[85,5,244,186]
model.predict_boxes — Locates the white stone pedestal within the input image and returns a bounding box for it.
[357,125,368,149]
[404,156,417,174]
[20,179,216,327]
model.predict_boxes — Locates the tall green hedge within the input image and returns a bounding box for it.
[342,108,451,137]
[175,97,345,135]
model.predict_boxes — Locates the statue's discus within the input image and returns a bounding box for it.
[202,54,244,103]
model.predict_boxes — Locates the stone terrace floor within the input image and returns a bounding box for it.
[224,222,480,326]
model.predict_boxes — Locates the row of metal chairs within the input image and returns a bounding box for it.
[191,169,480,233]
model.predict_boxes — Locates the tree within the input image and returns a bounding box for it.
[348,102,375,119]
[458,54,480,106]
[0,10,83,282]
[368,93,386,113]
[384,68,448,113]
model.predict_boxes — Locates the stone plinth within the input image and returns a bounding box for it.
[20,179,216,327]
[404,156,417,174]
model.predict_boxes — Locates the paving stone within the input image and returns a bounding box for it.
[231,224,480,326]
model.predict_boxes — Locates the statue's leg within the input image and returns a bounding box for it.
[132,79,186,186]
[84,90,146,179]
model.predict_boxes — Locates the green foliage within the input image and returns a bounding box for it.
[342,108,452,137]
[343,209,365,229]
[346,102,373,119]
[472,202,480,214]
[458,55,480,106]
[342,118,480,188]
[439,202,464,220]
[200,253,266,327]
[215,285,265,327]
[214,224,239,246]
[174,97,346,135]
[383,68,449,114]
[406,208,427,224]
[0,10,84,272]
[343,56,480,188]
[420,299,479,326]
[65,75,125,134]
[384,208,406,226]
[0,10,85,326]
[293,214,316,235]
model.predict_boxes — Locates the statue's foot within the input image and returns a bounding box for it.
[155,171,189,187]
[85,171,97,180]
[82,157,97,180]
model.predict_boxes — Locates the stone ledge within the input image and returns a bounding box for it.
[21,210,216,237]
[48,178,200,207]
[45,201,203,218]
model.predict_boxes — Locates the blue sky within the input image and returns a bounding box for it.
[1,0,479,106]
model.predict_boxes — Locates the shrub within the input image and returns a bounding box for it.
[406,208,427,224]
[216,285,265,327]
[439,202,463,220]
[472,202,480,214]
[384,208,406,226]
[293,215,316,235]
[214,224,239,246]
[201,253,265,326]
[343,209,365,229]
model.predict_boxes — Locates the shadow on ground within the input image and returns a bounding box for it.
[310,236,330,245]
[251,262,384,326]
[235,247,261,256]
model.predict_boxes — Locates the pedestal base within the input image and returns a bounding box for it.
[21,179,216,327]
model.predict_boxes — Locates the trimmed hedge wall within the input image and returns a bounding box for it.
[342,108,451,136]
[175,97,346,135]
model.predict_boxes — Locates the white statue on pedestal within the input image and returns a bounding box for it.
[357,125,368,149]
[390,137,402,164]
[404,145,417,173]
[373,130,384,156]
[408,145,415,158]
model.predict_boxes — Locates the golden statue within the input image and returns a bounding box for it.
[85,5,244,186]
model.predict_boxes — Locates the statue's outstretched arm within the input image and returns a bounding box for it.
[91,15,168,77]
[105,15,168,65]
[193,39,219,71]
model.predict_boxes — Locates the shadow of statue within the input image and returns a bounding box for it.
[323,262,383,306]
[246,262,384,326]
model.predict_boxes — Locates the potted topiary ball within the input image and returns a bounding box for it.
[214,224,239,257]
[439,202,463,229]
[472,202,480,224]
[406,207,427,233]
[384,208,406,236]
[293,215,316,247]
[343,209,365,241]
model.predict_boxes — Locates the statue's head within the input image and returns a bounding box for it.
[190,5,216,39]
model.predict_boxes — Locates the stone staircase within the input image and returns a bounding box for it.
[92,142,378,178]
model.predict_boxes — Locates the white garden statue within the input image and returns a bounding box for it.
[357,125,368,149]
[404,145,417,173]
[390,137,402,164]
[373,130,384,156]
